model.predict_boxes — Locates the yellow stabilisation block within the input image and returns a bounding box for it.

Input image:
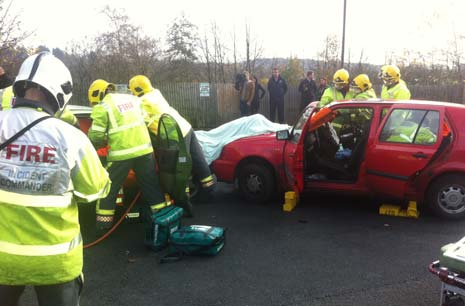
[283,191,297,212]
[379,201,419,219]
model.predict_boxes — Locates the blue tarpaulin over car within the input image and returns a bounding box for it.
[195,114,290,164]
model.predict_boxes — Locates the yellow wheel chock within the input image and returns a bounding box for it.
[283,191,298,212]
[379,201,419,218]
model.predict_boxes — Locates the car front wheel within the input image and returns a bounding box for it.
[426,174,465,219]
[238,163,275,204]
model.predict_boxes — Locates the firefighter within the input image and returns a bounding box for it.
[350,74,377,100]
[0,52,110,306]
[0,85,14,110]
[379,64,411,100]
[318,68,354,108]
[0,66,14,110]
[87,79,168,235]
[128,75,216,215]
[0,80,79,128]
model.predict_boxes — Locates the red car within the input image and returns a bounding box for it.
[211,100,465,219]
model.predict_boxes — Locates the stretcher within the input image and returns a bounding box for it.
[429,237,465,305]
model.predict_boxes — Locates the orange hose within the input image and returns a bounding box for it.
[84,191,141,249]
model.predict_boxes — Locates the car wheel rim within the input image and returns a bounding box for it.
[438,186,465,214]
[246,174,262,194]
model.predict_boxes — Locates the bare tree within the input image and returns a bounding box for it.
[244,22,263,75]
[0,0,32,72]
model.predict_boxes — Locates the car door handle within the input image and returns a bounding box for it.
[412,152,428,159]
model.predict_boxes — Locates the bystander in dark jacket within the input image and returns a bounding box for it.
[0,66,13,89]
[316,77,329,101]
[298,71,317,111]
[267,68,288,123]
[251,76,265,114]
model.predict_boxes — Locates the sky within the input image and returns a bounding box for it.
[10,0,465,66]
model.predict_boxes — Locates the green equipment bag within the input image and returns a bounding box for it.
[439,236,465,273]
[144,205,183,251]
[160,225,225,263]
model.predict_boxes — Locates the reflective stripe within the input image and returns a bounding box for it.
[202,180,215,188]
[0,234,82,256]
[90,125,106,133]
[95,208,115,216]
[201,175,213,183]
[201,175,215,188]
[108,143,152,158]
[116,188,124,205]
[73,184,110,202]
[150,201,170,212]
[105,101,118,131]
[108,120,146,135]
[0,190,72,208]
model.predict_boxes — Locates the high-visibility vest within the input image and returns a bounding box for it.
[141,89,192,137]
[88,93,153,161]
[1,86,14,110]
[352,88,377,100]
[318,86,354,108]
[0,104,110,285]
[381,80,411,100]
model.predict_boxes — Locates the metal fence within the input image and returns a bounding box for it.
[70,82,465,129]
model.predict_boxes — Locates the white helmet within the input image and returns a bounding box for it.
[13,51,73,111]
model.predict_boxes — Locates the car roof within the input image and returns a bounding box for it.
[329,99,465,110]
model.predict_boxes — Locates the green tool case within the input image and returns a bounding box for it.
[440,236,465,273]
[160,225,225,263]
[144,205,183,251]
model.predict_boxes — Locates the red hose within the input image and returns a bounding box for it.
[84,191,141,249]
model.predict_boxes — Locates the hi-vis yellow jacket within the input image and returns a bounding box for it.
[318,86,354,108]
[141,89,192,137]
[381,80,411,100]
[0,104,110,285]
[1,86,14,110]
[88,93,153,161]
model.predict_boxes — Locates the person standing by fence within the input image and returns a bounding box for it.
[251,76,265,114]
[316,77,329,101]
[298,70,318,111]
[267,67,288,123]
[235,71,255,117]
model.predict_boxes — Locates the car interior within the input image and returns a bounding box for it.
[304,107,374,182]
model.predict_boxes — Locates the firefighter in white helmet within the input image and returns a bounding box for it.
[128,75,216,210]
[87,79,168,235]
[0,52,110,306]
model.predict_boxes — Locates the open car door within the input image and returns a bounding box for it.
[283,105,335,193]
[365,103,446,199]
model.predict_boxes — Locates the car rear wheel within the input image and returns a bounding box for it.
[238,163,275,204]
[426,174,465,219]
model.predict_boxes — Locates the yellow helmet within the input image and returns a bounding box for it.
[333,68,349,90]
[128,75,154,97]
[379,65,400,86]
[350,74,372,93]
[88,79,115,106]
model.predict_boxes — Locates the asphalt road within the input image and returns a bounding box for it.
[21,183,465,306]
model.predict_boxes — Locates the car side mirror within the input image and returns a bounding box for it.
[276,129,290,140]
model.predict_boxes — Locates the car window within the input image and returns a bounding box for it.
[291,106,313,143]
[379,109,439,145]
[331,107,373,139]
